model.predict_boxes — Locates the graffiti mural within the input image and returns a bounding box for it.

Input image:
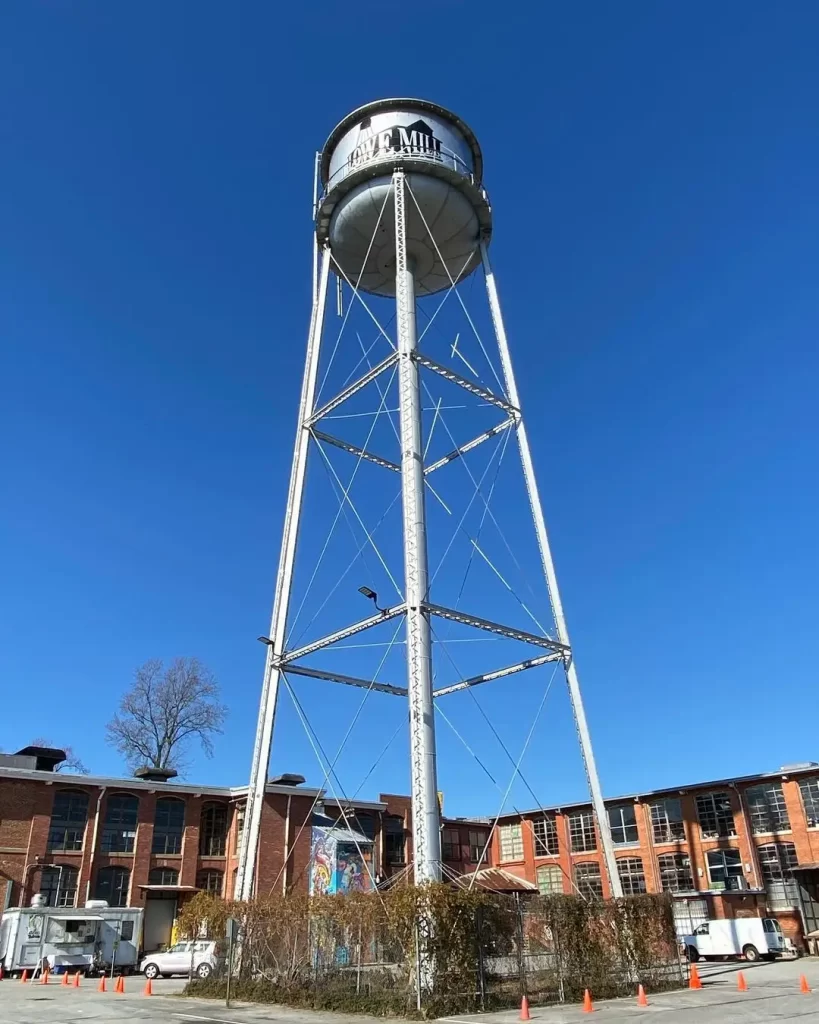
[309,828,373,895]
[309,829,336,895]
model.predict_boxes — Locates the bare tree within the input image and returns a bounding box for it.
[29,737,89,774]
[105,658,227,774]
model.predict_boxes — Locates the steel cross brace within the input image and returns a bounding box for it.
[424,413,517,474]
[432,652,563,697]
[311,429,401,472]
[279,603,406,664]
[413,353,519,416]
[423,603,569,654]
[284,663,407,697]
[306,352,399,426]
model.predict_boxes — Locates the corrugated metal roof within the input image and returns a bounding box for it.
[314,825,373,846]
[455,868,538,893]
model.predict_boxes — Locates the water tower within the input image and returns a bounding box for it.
[236,99,622,899]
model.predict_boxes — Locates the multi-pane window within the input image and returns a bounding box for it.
[657,853,694,893]
[533,816,559,856]
[199,804,228,856]
[469,830,488,864]
[758,842,798,882]
[100,794,139,853]
[442,829,461,861]
[499,824,524,861]
[40,866,79,908]
[47,791,89,852]
[94,866,130,907]
[148,867,179,886]
[152,798,185,854]
[696,792,736,838]
[537,865,563,894]
[706,848,743,889]
[799,779,819,827]
[234,803,245,851]
[197,869,224,895]
[650,799,686,843]
[574,862,603,899]
[758,842,799,909]
[568,811,597,853]
[385,818,405,865]
[745,784,790,833]
[617,857,647,895]
[608,805,639,845]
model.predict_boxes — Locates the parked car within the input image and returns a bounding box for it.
[683,918,794,962]
[140,939,223,979]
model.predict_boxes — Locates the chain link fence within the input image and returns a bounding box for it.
[183,887,685,1016]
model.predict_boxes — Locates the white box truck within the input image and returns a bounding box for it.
[0,898,143,976]
[683,917,795,962]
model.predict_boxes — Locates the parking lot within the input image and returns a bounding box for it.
[2,959,819,1023]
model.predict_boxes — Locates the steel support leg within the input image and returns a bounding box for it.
[236,248,331,901]
[394,170,442,884]
[480,241,623,898]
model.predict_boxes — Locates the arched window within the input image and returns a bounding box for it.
[152,798,185,854]
[199,804,228,856]
[40,865,79,907]
[101,794,139,853]
[94,866,130,907]
[196,869,223,895]
[573,862,603,899]
[148,867,179,886]
[47,790,89,852]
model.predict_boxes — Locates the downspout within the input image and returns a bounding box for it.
[85,787,106,905]
[281,793,292,896]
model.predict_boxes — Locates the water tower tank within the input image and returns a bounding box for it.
[317,99,492,297]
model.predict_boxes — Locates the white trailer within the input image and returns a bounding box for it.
[0,900,143,975]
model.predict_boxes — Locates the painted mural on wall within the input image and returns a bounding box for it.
[309,829,372,895]
[310,829,336,895]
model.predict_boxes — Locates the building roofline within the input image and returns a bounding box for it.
[0,764,383,807]
[486,764,819,822]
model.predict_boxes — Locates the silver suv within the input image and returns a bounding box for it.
[140,939,223,979]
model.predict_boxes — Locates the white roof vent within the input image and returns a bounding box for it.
[85,899,109,909]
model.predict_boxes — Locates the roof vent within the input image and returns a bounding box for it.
[269,773,306,787]
[14,746,67,772]
[134,766,178,783]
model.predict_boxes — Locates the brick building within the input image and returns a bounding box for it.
[0,749,491,951]
[486,762,819,948]
[3,746,819,950]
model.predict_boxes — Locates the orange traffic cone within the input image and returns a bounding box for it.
[636,983,649,1006]
[20,970,28,983]
[72,972,81,988]
[61,971,69,986]
[689,963,702,990]
[143,977,153,997]
[800,974,811,994]
[97,975,106,993]
[582,988,594,1013]
[737,971,748,992]
[40,969,49,985]
[115,975,125,994]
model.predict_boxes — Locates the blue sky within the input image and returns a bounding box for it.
[1,2,818,818]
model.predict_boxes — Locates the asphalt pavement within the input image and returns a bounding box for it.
[2,959,819,1023]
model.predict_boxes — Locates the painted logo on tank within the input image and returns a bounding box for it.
[346,120,442,171]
